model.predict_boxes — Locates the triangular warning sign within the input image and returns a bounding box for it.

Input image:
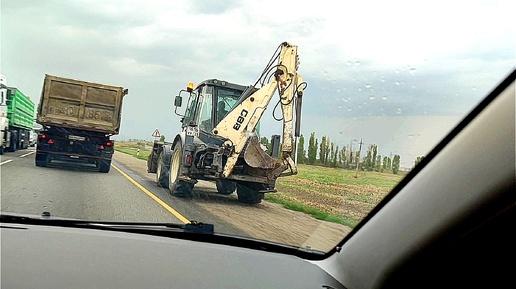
[152,129,161,138]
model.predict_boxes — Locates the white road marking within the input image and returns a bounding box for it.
[0,160,13,166]
[19,151,36,158]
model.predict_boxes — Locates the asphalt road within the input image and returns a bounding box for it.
[0,147,247,236]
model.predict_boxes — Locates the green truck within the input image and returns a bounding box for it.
[0,81,35,154]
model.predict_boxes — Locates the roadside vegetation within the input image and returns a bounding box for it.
[272,164,405,227]
[114,141,152,161]
[115,141,406,228]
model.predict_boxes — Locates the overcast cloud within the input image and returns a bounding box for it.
[1,0,514,167]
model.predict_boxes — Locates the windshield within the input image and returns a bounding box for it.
[1,0,514,254]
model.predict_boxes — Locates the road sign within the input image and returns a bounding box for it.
[152,129,160,138]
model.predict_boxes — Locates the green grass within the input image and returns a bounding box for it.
[295,164,403,188]
[114,146,151,161]
[264,194,359,228]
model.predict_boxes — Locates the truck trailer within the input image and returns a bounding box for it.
[0,75,35,155]
[35,74,128,172]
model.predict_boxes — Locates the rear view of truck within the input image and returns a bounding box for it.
[35,74,128,172]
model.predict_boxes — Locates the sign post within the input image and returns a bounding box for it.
[152,128,161,141]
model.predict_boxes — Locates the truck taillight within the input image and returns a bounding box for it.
[40,134,47,139]
[106,141,113,147]
[186,154,192,165]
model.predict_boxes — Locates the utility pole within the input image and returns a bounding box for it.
[355,138,363,178]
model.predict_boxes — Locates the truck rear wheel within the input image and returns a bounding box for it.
[35,152,50,167]
[98,159,111,173]
[168,142,194,198]
[236,182,265,204]
[216,180,236,195]
[156,152,169,188]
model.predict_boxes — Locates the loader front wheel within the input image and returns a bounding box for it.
[236,182,264,204]
[169,142,194,198]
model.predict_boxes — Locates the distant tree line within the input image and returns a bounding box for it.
[259,132,426,175]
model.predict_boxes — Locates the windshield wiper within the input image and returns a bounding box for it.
[2,212,326,258]
[0,213,214,234]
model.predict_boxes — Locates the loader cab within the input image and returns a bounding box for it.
[177,79,260,134]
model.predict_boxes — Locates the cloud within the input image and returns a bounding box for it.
[1,0,514,163]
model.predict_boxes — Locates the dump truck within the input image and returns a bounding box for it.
[147,42,305,204]
[0,74,35,155]
[35,74,128,172]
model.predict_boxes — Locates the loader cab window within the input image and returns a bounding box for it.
[216,87,242,124]
[182,90,199,127]
[216,87,260,136]
[198,85,214,132]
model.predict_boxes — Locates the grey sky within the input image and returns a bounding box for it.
[1,0,514,167]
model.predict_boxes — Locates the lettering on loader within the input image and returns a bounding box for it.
[233,109,248,131]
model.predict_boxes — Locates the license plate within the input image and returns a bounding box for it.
[186,126,199,137]
[69,135,86,141]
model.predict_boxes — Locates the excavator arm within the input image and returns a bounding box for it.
[212,42,305,179]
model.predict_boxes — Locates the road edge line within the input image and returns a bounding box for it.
[111,163,190,224]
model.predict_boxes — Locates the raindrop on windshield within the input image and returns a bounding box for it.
[369,95,375,100]
[382,96,388,100]
[409,68,417,75]
[396,108,402,114]
[395,81,401,86]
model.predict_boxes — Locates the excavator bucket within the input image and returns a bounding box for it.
[243,137,289,180]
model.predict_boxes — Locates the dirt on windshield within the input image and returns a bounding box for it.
[113,151,352,252]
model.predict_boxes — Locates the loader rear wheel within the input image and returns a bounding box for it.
[156,152,169,188]
[216,180,236,195]
[236,182,264,204]
[169,142,194,198]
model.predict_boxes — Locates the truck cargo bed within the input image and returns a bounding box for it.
[37,74,127,134]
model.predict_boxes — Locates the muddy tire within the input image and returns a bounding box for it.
[168,142,194,198]
[156,151,169,188]
[216,180,236,195]
[236,182,264,204]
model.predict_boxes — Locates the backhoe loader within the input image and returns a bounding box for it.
[147,42,306,204]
